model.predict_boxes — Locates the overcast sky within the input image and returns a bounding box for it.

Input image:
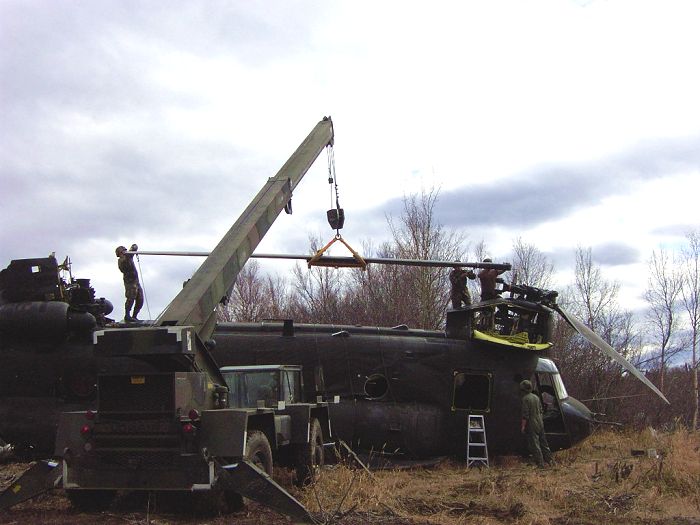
[2,0,699,321]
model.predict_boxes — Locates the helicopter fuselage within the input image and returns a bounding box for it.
[212,319,593,457]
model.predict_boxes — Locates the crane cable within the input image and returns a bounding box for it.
[313,143,366,269]
[327,145,341,234]
[135,254,153,320]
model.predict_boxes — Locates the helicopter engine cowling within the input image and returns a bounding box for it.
[0,301,96,342]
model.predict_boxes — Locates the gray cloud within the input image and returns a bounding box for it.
[651,224,700,238]
[589,242,640,266]
[369,135,700,230]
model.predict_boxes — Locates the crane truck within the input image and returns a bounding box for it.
[1,117,336,521]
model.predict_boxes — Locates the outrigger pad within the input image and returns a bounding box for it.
[219,460,314,524]
[0,460,62,510]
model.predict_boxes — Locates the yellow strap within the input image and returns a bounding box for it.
[472,329,552,351]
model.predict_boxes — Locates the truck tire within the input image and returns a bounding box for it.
[223,431,273,513]
[294,417,324,486]
[66,489,116,511]
[244,430,273,476]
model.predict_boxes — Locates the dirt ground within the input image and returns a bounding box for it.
[1,429,699,525]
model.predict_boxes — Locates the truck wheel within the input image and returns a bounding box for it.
[67,489,116,511]
[295,418,324,486]
[244,430,273,476]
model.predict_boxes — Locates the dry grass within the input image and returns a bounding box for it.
[299,428,700,524]
[1,429,698,524]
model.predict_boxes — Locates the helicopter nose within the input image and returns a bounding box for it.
[560,396,593,446]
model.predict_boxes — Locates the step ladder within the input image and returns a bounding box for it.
[467,415,489,467]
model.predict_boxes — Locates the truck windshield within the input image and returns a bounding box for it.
[225,371,279,408]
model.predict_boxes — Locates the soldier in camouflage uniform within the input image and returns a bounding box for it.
[449,266,476,309]
[115,244,143,322]
[520,379,554,468]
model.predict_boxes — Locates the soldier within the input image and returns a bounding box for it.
[520,379,554,468]
[478,258,507,301]
[449,266,476,309]
[115,244,144,322]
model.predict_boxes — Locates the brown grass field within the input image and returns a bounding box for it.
[1,428,698,524]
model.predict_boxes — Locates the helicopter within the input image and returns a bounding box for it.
[0,116,668,462]
[208,279,668,459]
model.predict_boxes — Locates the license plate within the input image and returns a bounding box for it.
[130,376,146,385]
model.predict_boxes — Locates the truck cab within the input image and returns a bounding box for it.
[223,365,304,409]
[221,365,331,483]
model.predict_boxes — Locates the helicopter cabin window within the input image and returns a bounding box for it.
[452,372,492,412]
[364,374,389,399]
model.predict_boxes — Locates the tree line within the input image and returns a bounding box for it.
[217,190,699,431]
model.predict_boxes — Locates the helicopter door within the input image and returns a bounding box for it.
[533,372,566,435]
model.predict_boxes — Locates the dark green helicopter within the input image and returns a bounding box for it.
[210,278,667,458]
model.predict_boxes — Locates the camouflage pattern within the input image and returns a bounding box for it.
[117,246,143,320]
[449,268,474,309]
[521,382,553,467]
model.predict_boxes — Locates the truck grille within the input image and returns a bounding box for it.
[98,374,174,415]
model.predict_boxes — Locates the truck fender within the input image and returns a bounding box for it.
[200,409,249,458]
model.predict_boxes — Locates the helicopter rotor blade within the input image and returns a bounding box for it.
[554,305,670,405]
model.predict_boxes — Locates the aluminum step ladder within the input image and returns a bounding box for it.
[467,415,489,467]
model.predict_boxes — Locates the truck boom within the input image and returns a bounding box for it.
[1,117,338,521]
[157,116,334,343]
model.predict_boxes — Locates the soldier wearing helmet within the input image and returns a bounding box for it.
[115,244,143,322]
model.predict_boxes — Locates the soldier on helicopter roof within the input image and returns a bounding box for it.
[478,258,508,301]
[449,265,476,309]
[115,244,143,322]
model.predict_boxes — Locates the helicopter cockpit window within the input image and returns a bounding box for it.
[452,372,491,412]
[364,374,389,399]
[551,372,568,400]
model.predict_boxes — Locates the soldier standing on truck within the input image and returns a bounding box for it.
[115,244,143,322]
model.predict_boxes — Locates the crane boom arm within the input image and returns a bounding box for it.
[156,117,334,342]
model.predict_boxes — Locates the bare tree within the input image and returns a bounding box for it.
[384,188,466,329]
[286,234,349,325]
[217,260,267,322]
[644,248,684,394]
[468,239,490,301]
[680,231,700,430]
[508,237,555,289]
[217,260,292,323]
[554,247,643,418]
